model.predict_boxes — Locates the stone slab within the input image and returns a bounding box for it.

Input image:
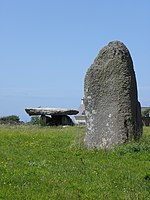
[25,107,79,116]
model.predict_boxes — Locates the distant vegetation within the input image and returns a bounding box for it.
[0,125,149,199]
[142,108,150,117]
[29,116,41,125]
[0,115,41,126]
[0,115,21,125]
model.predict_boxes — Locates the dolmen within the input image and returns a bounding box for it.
[84,41,143,149]
[25,107,79,126]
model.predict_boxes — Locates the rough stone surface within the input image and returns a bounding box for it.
[40,115,74,126]
[25,108,79,116]
[84,41,143,149]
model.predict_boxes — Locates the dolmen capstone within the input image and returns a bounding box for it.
[25,107,79,126]
[84,41,143,149]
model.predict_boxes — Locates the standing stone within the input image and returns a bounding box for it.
[84,41,143,149]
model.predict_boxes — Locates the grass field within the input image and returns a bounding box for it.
[0,125,150,200]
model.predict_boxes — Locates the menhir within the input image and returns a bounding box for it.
[84,41,143,149]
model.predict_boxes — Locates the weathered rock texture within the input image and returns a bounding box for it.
[25,107,78,126]
[40,115,74,126]
[25,108,79,116]
[84,41,143,149]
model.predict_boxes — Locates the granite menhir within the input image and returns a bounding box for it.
[84,41,143,149]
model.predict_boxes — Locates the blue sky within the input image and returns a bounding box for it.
[0,0,150,121]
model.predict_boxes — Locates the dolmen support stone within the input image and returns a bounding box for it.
[84,41,143,149]
[25,107,79,126]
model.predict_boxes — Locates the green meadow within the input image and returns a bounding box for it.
[0,125,150,200]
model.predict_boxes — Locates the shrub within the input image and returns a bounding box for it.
[141,108,150,117]
[30,116,41,125]
[0,115,20,125]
